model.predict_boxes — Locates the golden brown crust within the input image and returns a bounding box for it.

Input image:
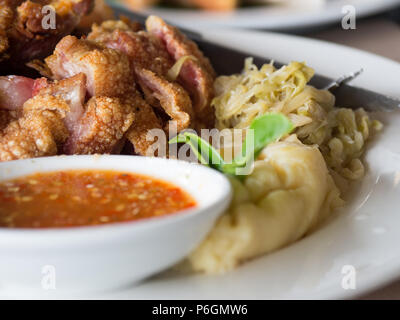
[26,73,86,131]
[64,95,135,154]
[45,35,133,97]
[88,23,173,75]
[145,15,216,128]
[0,15,218,161]
[0,108,68,161]
[87,20,195,133]
[136,68,193,132]
[23,94,70,118]
[126,92,164,156]
[146,15,215,78]
[0,0,94,72]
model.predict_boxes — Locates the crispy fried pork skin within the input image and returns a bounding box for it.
[136,68,192,131]
[63,95,135,154]
[126,92,164,156]
[43,33,166,156]
[88,20,194,131]
[146,15,216,128]
[0,15,217,160]
[22,73,136,156]
[0,0,94,73]
[0,106,68,161]
[45,35,133,97]
[24,73,86,131]
[88,22,173,75]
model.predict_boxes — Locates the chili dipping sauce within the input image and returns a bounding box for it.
[0,170,196,228]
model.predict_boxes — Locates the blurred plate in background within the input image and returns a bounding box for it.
[109,0,400,31]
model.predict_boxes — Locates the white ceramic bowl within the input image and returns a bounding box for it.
[0,155,231,294]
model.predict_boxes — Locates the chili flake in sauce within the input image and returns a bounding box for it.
[0,170,196,228]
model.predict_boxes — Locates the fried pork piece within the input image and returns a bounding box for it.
[63,95,135,154]
[25,73,87,131]
[136,68,192,131]
[88,21,173,75]
[125,92,164,156]
[146,15,216,128]
[21,93,70,145]
[23,73,135,156]
[42,34,165,156]
[0,0,94,72]
[45,35,133,97]
[0,107,68,162]
[88,20,194,131]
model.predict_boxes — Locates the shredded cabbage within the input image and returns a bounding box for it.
[212,59,382,183]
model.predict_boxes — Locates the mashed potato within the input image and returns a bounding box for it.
[183,60,380,274]
[188,137,342,273]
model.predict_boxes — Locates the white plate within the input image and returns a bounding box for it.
[106,29,399,300]
[112,0,400,30]
[3,29,400,300]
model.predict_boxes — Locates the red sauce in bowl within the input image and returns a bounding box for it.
[0,170,196,228]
